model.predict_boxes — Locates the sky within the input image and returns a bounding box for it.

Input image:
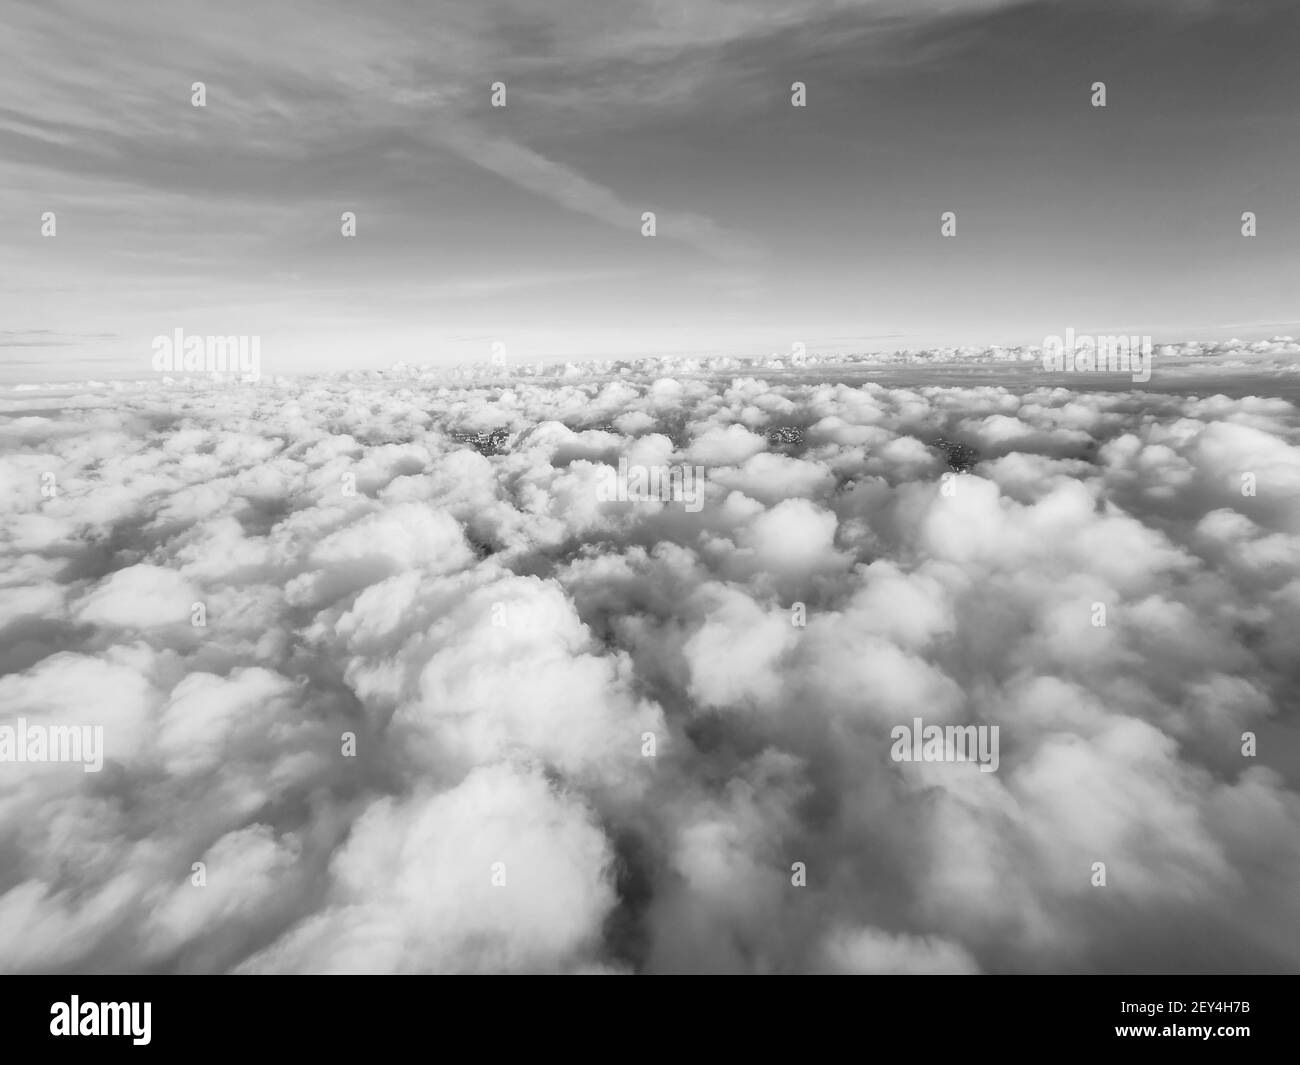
[2,0,1299,381]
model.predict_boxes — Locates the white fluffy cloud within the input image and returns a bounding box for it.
[2,358,1299,973]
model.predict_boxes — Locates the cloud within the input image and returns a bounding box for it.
[432,122,763,264]
[2,360,1300,973]
[73,564,199,629]
[236,763,617,973]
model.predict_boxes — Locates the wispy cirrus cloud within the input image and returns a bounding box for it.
[432,121,764,263]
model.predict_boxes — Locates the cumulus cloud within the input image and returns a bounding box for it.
[1,358,1299,973]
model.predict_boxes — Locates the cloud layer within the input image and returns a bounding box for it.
[2,363,1299,972]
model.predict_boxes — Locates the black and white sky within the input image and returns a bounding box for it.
[3,0,1300,380]
[4,1,1300,979]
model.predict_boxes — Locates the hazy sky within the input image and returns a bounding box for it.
[3,0,1299,380]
